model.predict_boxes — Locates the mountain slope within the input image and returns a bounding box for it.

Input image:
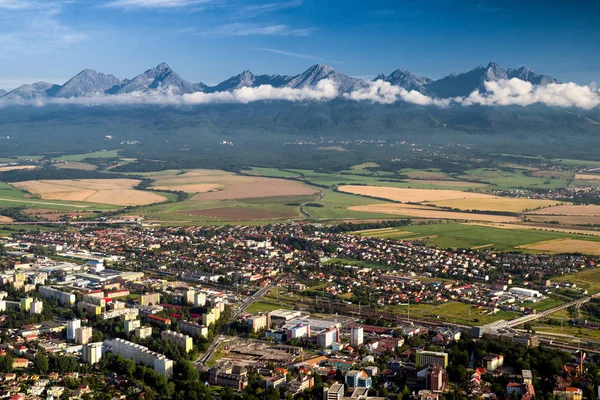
[285,64,367,92]
[2,82,61,100]
[377,69,432,93]
[207,70,292,92]
[117,63,204,94]
[507,66,558,85]
[55,69,122,98]
[0,90,6,97]
[426,62,508,98]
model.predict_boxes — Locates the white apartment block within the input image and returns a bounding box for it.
[104,338,174,378]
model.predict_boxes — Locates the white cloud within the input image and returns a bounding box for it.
[254,48,342,64]
[103,0,212,10]
[1,78,599,110]
[198,23,313,37]
[0,79,339,107]
[0,0,34,10]
[459,78,600,110]
[239,0,303,17]
[344,80,451,107]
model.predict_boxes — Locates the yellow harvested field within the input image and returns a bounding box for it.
[464,222,600,237]
[0,216,13,223]
[427,198,561,213]
[149,169,317,200]
[518,239,600,255]
[575,174,600,180]
[348,204,520,222]
[528,205,600,216]
[338,186,493,202]
[13,179,166,206]
[152,183,222,193]
[407,180,487,187]
[0,165,36,172]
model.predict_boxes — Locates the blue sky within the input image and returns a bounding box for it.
[0,0,598,89]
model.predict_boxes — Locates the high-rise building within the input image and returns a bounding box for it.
[82,342,103,364]
[39,286,76,305]
[30,301,43,315]
[103,338,173,378]
[322,383,344,400]
[67,319,81,341]
[135,326,153,340]
[350,326,363,347]
[161,330,193,352]
[76,327,93,345]
[426,366,447,392]
[345,370,372,388]
[194,292,206,307]
[124,319,141,334]
[178,320,208,338]
[20,297,33,312]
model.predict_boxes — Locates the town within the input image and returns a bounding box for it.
[0,222,598,400]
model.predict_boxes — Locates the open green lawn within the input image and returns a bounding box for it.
[385,301,520,326]
[55,150,121,161]
[245,301,290,313]
[524,297,566,311]
[357,222,600,251]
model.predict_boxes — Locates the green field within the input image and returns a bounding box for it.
[357,222,600,251]
[459,168,570,189]
[245,301,290,313]
[554,268,600,294]
[55,150,121,162]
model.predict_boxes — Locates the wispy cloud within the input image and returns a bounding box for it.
[197,23,314,37]
[0,0,34,10]
[238,0,303,18]
[0,1,88,58]
[103,0,213,10]
[254,48,343,64]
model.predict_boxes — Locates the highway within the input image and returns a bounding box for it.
[504,296,593,328]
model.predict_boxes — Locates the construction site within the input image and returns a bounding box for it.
[214,340,301,369]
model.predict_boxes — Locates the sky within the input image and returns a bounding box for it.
[0,0,599,90]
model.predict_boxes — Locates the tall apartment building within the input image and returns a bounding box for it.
[416,350,449,368]
[66,319,81,341]
[194,292,206,307]
[178,320,208,338]
[104,338,174,378]
[75,327,93,345]
[140,292,161,306]
[20,297,33,312]
[161,330,193,353]
[322,383,344,400]
[39,286,76,305]
[246,314,269,333]
[135,326,153,340]
[124,319,141,334]
[426,366,448,392]
[30,301,43,315]
[350,326,364,347]
[82,342,103,364]
[202,311,216,327]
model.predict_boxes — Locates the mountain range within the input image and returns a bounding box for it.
[0,62,558,101]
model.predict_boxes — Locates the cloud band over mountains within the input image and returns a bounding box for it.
[1,78,599,110]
